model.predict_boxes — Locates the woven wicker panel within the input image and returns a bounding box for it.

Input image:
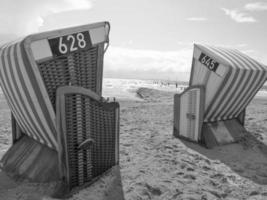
[38,47,99,110]
[65,94,117,188]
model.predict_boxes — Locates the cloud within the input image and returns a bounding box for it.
[103,46,193,81]
[244,2,267,11]
[186,17,208,21]
[0,0,92,36]
[221,8,257,23]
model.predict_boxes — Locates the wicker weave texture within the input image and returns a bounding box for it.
[38,47,100,110]
[64,93,118,188]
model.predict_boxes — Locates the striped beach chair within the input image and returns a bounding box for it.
[0,22,120,195]
[173,44,267,148]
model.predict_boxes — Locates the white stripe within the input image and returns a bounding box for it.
[228,49,262,117]
[16,44,58,149]
[5,44,40,141]
[0,44,29,134]
[236,50,266,70]
[10,44,46,144]
[232,72,265,118]
[234,76,266,117]
[222,49,256,118]
[209,47,242,120]
[204,46,237,121]
[23,41,57,129]
[214,47,248,119]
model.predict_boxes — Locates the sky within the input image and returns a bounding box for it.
[0,0,267,81]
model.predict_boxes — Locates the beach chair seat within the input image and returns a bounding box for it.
[0,22,119,196]
[174,44,267,147]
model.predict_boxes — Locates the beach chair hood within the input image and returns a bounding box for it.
[0,22,110,150]
[191,44,267,122]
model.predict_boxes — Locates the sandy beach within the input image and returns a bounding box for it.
[0,87,267,200]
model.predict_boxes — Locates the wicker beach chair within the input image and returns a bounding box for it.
[173,44,267,148]
[0,22,119,195]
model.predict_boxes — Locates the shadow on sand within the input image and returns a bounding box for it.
[181,131,267,185]
[0,165,125,200]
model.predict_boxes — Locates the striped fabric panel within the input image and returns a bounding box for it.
[19,41,58,149]
[0,42,29,135]
[203,67,232,122]
[230,50,267,116]
[203,45,238,121]
[225,49,265,118]
[0,40,58,150]
[5,44,44,143]
[199,45,267,122]
[220,48,256,119]
[207,46,248,121]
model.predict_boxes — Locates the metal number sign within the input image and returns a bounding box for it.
[198,52,219,72]
[48,31,92,57]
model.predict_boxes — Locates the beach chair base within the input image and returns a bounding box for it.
[0,134,60,182]
[202,119,247,148]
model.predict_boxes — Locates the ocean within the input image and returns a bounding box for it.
[0,78,266,100]
[102,78,267,100]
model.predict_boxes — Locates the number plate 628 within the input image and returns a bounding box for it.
[48,31,92,57]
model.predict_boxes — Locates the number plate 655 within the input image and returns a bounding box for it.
[48,31,92,57]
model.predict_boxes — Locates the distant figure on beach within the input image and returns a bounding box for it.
[175,82,178,88]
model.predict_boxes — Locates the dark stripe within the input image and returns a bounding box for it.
[233,72,266,117]
[204,68,232,121]
[10,44,47,144]
[14,43,55,147]
[20,42,57,146]
[1,44,30,134]
[8,45,43,141]
[202,48,233,121]
[189,58,195,86]
[0,46,26,131]
[208,46,241,120]
[224,49,259,117]
[212,47,247,120]
[203,46,238,121]
[238,50,267,71]
[229,49,265,117]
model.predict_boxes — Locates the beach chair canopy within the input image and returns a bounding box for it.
[174,44,267,145]
[0,22,110,150]
[190,44,267,122]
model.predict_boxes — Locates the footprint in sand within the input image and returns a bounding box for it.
[210,173,224,179]
[144,183,162,196]
[183,174,196,180]
[176,172,184,176]
[202,166,211,171]
[186,167,195,172]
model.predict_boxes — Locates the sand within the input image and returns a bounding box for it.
[0,88,267,200]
